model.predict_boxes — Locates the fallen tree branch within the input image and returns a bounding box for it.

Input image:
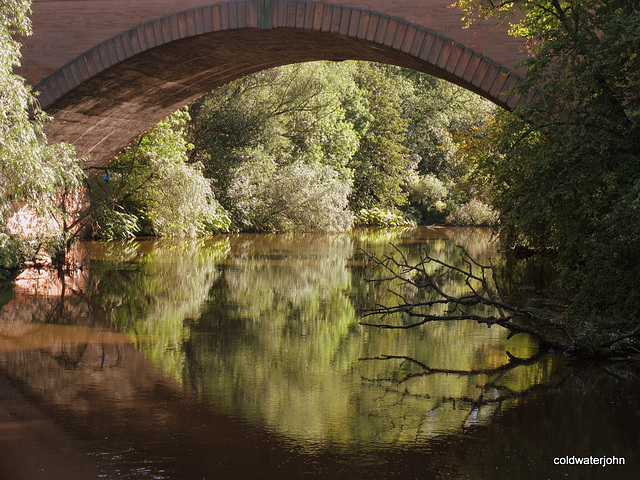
[360,244,578,353]
[360,245,640,363]
[361,244,640,364]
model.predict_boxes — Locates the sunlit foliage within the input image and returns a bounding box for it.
[346,63,414,213]
[189,61,493,230]
[189,62,359,231]
[89,110,230,239]
[226,159,353,231]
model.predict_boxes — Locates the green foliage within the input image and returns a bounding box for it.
[0,231,34,274]
[91,205,140,241]
[189,61,493,230]
[406,174,498,227]
[89,110,230,239]
[347,63,414,211]
[0,1,84,220]
[227,159,353,231]
[190,62,359,182]
[399,71,496,221]
[1,3,82,207]
[189,62,358,231]
[402,71,495,179]
[446,198,499,227]
[353,208,411,228]
[406,174,452,224]
[459,0,640,338]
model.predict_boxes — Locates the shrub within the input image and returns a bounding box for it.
[227,159,353,232]
[0,231,40,278]
[91,205,140,241]
[89,110,230,239]
[407,174,453,224]
[446,198,499,227]
[353,207,413,227]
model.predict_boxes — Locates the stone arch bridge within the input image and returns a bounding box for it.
[19,0,531,167]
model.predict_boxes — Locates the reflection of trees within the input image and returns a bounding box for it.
[184,234,364,445]
[360,352,566,426]
[173,230,567,448]
[348,317,564,445]
[87,237,229,378]
[2,229,638,479]
[1,229,570,451]
[0,269,134,418]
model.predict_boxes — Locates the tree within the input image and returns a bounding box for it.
[189,60,506,229]
[355,65,496,225]
[347,63,415,213]
[189,62,359,231]
[401,70,494,182]
[89,109,230,239]
[1,0,84,272]
[455,0,640,338]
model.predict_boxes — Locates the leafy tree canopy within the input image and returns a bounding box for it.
[189,62,360,231]
[189,61,493,229]
[456,0,640,337]
[0,0,83,221]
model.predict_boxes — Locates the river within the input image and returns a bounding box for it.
[0,227,638,479]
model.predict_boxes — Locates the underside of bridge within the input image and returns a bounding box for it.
[36,5,527,167]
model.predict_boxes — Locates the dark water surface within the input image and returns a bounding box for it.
[0,227,638,479]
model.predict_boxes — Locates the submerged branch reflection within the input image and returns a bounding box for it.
[360,351,567,406]
[355,346,568,441]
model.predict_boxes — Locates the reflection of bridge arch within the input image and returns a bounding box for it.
[22,1,531,166]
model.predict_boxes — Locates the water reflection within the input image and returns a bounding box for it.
[88,228,562,447]
[0,227,638,479]
[87,237,229,378]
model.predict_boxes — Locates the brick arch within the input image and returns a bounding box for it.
[36,1,528,166]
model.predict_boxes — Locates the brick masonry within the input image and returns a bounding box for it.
[20,1,531,167]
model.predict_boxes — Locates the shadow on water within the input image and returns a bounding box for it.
[0,227,638,479]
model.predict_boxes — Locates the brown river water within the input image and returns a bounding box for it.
[0,227,638,479]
